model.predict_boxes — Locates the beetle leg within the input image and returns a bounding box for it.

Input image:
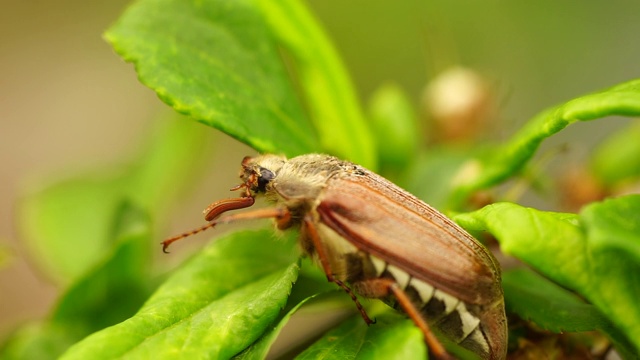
[215,207,294,230]
[274,208,292,230]
[161,222,219,252]
[303,215,375,326]
[212,207,290,225]
[352,277,453,360]
[162,207,291,253]
[203,196,255,221]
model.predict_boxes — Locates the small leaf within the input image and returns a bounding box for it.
[590,121,640,186]
[368,84,419,171]
[256,0,375,167]
[105,0,319,157]
[19,173,128,284]
[455,195,640,355]
[296,313,425,360]
[61,229,299,360]
[450,79,640,204]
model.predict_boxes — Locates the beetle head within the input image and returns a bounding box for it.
[236,154,286,196]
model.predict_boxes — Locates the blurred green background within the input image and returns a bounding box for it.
[1,0,638,340]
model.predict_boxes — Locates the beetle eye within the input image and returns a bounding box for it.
[256,168,275,192]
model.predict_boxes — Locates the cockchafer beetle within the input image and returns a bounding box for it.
[162,154,507,360]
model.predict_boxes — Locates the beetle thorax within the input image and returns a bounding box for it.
[270,154,347,201]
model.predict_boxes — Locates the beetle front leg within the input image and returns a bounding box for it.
[303,215,375,326]
[352,277,453,360]
[162,207,292,252]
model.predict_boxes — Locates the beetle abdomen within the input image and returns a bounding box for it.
[312,200,500,358]
[365,254,492,358]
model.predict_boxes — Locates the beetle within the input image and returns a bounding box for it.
[162,153,507,360]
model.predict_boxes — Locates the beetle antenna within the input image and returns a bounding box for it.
[161,222,217,253]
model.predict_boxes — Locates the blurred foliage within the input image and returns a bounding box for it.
[4,0,640,359]
[18,115,209,285]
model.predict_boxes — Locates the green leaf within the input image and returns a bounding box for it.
[503,268,613,333]
[51,201,152,333]
[1,202,153,360]
[234,271,360,360]
[19,173,127,285]
[590,121,640,186]
[450,79,640,205]
[105,0,319,157]
[580,195,640,353]
[454,195,640,355]
[18,115,207,284]
[502,268,636,358]
[296,313,426,360]
[368,84,419,171]
[256,0,375,168]
[233,292,317,360]
[61,229,299,360]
